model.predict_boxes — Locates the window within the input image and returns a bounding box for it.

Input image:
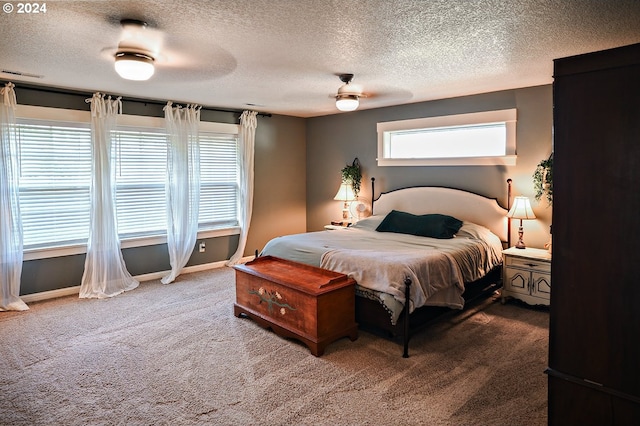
[16,120,92,248]
[377,109,517,166]
[16,105,240,258]
[198,132,238,229]
[114,126,168,239]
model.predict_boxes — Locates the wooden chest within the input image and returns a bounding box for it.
[233,255,358,356]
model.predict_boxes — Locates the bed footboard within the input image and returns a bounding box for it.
[355,266,502,357]
[402,277,411,358]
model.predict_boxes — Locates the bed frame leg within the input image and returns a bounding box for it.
[402,276,412,358]
[507,178,512,249]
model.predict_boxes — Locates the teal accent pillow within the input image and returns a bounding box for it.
[375,210,463,239]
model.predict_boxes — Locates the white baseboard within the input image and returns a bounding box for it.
[133,260,230,282]
[22,285,82,304]
[20,255,255,304]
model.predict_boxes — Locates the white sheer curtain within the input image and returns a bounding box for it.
[79,93,139,299]
[227,110,258,266]
[161,102,201,284]
[0,83,28,311]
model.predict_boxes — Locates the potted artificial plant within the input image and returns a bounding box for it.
[341,157,362,198]
[533,154,553,205]
[533,153,553,252]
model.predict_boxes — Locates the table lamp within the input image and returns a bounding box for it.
[507,196,536,249]
[333,182,356,222]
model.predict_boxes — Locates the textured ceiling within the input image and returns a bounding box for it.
[1,0,640,117]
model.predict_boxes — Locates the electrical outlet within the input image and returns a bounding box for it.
[198,241,206,253]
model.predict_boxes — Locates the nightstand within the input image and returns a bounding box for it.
[502,247,551,306]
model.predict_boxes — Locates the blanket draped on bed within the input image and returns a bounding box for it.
[320,248,464,313]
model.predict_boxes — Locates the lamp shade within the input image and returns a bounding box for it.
[115,52,155,81]
[334,182,356,201]
[507,196,536,220]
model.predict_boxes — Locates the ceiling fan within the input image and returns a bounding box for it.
[334,73,367,112]
[101,18,234,83]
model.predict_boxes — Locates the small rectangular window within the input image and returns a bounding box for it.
[377,109,517,166]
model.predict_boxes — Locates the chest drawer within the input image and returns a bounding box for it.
[506,255,550,273]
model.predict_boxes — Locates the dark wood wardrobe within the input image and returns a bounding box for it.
[548,42,640,424]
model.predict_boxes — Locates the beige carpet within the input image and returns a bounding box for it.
[0,267,548,425]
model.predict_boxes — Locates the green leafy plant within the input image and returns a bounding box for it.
[533,154,553,205]
[341,157,362,198]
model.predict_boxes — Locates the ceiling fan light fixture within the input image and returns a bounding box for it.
[336,94,360,111]
[335,73,361,111]
[114,51,155,81]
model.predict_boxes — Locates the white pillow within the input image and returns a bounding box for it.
[456,221,494,239]
[350,215,385,230]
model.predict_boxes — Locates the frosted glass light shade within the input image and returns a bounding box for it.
[335,95,359,112]
[115,52,155,81]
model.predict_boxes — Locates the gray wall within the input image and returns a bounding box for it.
[306,85,553,249]
[14,85,307,295]
[13,83,553,296]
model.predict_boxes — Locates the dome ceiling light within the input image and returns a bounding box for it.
[114,51,155,81]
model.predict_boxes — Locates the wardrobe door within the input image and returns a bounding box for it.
[549,43,640,425]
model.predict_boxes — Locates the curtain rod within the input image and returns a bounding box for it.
[2,81,272,118]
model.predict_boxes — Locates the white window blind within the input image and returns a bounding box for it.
[114,127,168,238]
[16,110,240,252]
[16,120,92,249]
[199,132,239,229]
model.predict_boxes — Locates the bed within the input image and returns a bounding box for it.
[260,178,512,357]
